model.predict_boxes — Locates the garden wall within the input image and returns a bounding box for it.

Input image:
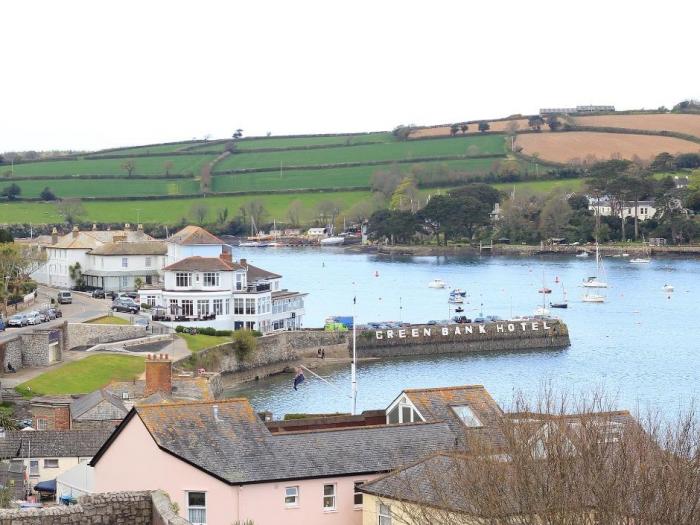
[66,322,147,349]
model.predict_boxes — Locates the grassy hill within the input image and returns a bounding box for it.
[1,110,698,225]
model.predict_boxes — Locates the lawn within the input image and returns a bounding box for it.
[211,158,504,192]
[14,177,200,199]
[5,154,215,178]
[189,133,394,153]
[178,333,231,352]
[214,135,507,171]
[16,354,145,396]
[85,315,130,325]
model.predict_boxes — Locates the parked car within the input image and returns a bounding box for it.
[134,317,149,328]
[50,308,63,318]
[57,290,72,304]
[91,288,106,299]
[111,299,140,314]
[8,314,28,327]
[25,311,42,325]
[39,308,56,321]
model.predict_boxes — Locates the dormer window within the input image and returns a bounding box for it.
[452,405,482,427]
[386,395,424,424]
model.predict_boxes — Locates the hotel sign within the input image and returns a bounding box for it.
[374,321,552,340]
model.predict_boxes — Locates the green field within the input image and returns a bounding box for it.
[85,315,130,325]
[214,135,507,172]
[189,133,394,153]
[90,141,206,156]
[211,158,505,193]
[14,178,200,198]
[5,154,214,178]
[16,354,145,396]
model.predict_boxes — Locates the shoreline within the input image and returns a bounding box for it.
[344,243,700,258]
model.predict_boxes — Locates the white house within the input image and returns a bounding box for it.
[139,226,306,333]
[588,196,657,221]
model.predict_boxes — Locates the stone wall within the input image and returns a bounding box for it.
[0,491,155,525]
[152,490,191,525]
[354,320,570,358]
[0,327,64,371]
[66,322,147,349]
[0,338,22,371]
[176,330,348,379]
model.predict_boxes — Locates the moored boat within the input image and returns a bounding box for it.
[630,258,651,264]
[428,279,446,289]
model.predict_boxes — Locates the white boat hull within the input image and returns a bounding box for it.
[582,295,605,303]
[583,281,608,289]
[320,237,345,246]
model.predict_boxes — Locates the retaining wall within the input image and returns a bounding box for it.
[354,320,570,358]
[66,323,147,349]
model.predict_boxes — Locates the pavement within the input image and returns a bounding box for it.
[0,285,185,389]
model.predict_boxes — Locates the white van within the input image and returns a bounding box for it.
[57,291,73,304]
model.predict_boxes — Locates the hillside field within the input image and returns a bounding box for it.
[189,133,394,152]
[573,113,700,137]
[15,178,200,199]
[516,132,700,164]
[409,119,530,139]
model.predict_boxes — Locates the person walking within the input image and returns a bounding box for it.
[321,348,325,359]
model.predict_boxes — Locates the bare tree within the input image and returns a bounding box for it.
[381,387,700,525]
[370,166,403,198]
[287,199,304,227]
[242,200,268,232]
[315,200,341,226]
[189,203,209,225]
[55,198,86,224]
[121,160,136,178]
[216,207,229,225]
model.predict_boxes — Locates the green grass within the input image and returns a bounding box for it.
[3,155,215,179]
[85,315,130,325]
[214,135,507,171]
[190,133,394,153]
[211,158,504,192]
[16,354,145,396]
[178,333,231,352]
[14,178,200,198]
[492,178,585,193]
[90,141,206,156]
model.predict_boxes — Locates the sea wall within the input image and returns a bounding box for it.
[354,319,570,358]
[177,330,347,382]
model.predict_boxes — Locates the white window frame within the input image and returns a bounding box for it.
[36,417,47,431]
[322,483,336,511]
[378,502,392,524]
[284,486,299,508]
[121,276,128,288]
[212,299,223,315]
[186,491,207,525]
[29,459,39,477]
[176,272,192,287]
[203,272,220,287]
[121,257,128,268]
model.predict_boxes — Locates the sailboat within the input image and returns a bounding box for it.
[583,243,608,288]
[550,283,568,309]
[534,270,550,317]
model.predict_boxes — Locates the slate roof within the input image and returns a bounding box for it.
[92,399,456,484]
[403,385,507,451]
[70,389,128,420]
[89,241,167,256]
[243,261,281,281]
[163,256,242,272]
[51,229,153,249]
[167,225,226,246]
[0,430,112,459]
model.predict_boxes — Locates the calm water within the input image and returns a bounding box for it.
[227,247,700,417]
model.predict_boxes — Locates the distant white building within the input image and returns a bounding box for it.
[588,196,657,221]
[540,105,615,115]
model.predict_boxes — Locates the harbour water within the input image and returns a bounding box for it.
[227,247,700,417]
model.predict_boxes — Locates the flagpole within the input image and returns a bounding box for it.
[351,293,357,416]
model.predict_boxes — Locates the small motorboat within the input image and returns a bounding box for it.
[662,284,674,292]
[582,293,605,303]
[630,258,651,264]
[575,251,590,258]
[550,302,568,309]
[428,279,446,289]
[534,306,550,317]
[538,287,552,294]
[455,307,464,313]
[320,236,345,246]
[450,288,467,297]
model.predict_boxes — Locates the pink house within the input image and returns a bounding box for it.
[90,386,506,524]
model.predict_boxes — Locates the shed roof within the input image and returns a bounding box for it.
[70,389,128,420]
[163,256,242,272]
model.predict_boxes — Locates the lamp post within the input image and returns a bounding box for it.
[351,284,357,416]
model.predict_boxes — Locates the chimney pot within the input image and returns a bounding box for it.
[72,226,79,238]
[137,224,143,231]
[92,223,97,231]
[51,228,58,244]
[124,223,131,230]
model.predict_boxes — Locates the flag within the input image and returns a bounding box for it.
[293,371,305,391]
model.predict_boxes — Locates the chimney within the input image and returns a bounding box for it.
[240,258,247,268]
[144,353,172,396]
[92,223,97,231]
[219,251,232,265]
[124,223,131,231]
[51,227,58,245]
[72,226,79,239]
[137,223,144,232]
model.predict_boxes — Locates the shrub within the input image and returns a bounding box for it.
[232,329,257,362]
[140,303,151,310]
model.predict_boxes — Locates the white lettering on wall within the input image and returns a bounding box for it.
[398,329,406,338]
[464,326,473,334]
[520,322,527,331]
[479,325,486,334]
[454,326,461,335]
[496,324,504,332]
[531,322,539,331]
[543,321,550,330]
[387,330,394,339]
[507,323,515,332]
[376,331,383,340]
[411,329,419,338]
[423,328,432,337]
[442,327,449,336]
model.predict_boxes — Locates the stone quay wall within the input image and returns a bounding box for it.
[66,322,147,349]
[354,319,570,358]
[177,330,348,382]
